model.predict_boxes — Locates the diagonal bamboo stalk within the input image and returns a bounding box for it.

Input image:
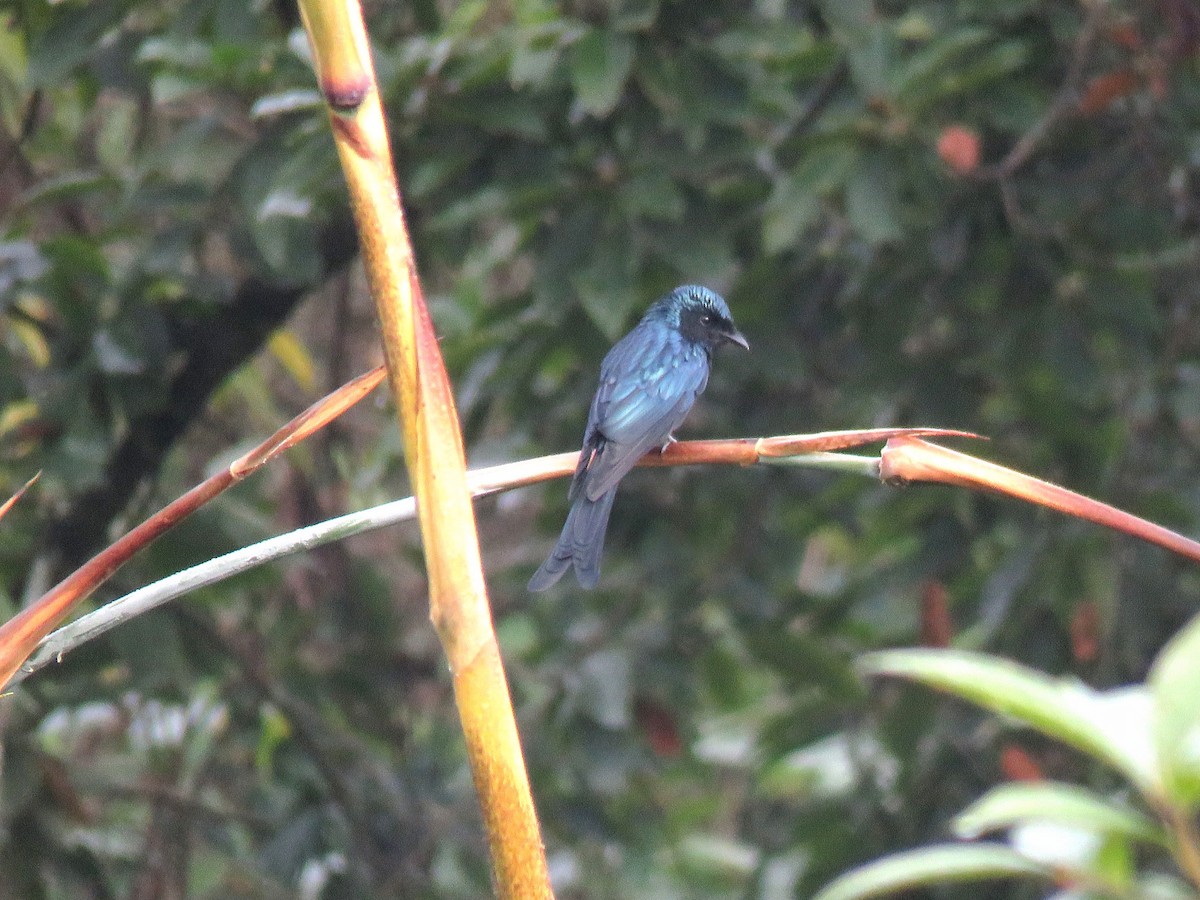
[295,2,551,894]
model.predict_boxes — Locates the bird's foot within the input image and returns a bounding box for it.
[659,435,678,454]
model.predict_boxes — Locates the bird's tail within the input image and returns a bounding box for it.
[527,489,617,592]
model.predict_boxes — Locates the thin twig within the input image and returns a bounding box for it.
[975,0,1107,181]
[792,58,850,144]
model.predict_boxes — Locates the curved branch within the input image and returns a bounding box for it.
[11,427,972,686]
[21,426,1200,688]
[975,1,1107,181]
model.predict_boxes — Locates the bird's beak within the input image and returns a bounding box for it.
[722,328,750,351]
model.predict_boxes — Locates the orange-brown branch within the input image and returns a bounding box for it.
[881,437,1200,563]
[0,366,385,688]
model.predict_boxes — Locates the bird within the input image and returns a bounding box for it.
[528,285,748,592]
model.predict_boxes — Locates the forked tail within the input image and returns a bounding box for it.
[527,489,617,591]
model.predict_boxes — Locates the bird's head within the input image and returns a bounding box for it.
[658,285,749,353]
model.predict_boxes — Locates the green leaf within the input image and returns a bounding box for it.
[255,704,291,778]
[954,782,1165,846]
[859,649,1162,797]
[645,219,735,280]
[812,844,1051,900]
[844,23,895,98]
[137,36,213,69]
[763,143,858,254]
[26,0,127,87]
[17,171,119,210]
[569,224,638,339]
[889,28,990,104]
[845,159,902,246]
[763,190,820,256]
[816,0,873,37]
[252,189,321,284]
[573,275,636,342]
[760,732,885,801]
[96,97,141,172]
[621,170,685,221]
[1150,612,1200,809]
[510,44,560,88]
[570,29,635,116]
[612,0,659,32]
[678,833,759,881]
[450,95,547,139]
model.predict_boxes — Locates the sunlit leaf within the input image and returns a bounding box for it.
[859,649,1162,797]
[0,401,40,440]
[954,782,1165,846]
[1150,612,1200,809]
[267,330,317,392]
[10,320,50,368]
[812,844,1051,900]
[678,833,760,880]
[255,704,292,778]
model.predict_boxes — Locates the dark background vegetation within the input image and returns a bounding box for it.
[2,0,1200,895]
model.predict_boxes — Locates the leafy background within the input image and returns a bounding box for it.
[3,0,1200,896]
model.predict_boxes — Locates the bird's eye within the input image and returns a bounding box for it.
[701,313,714,325]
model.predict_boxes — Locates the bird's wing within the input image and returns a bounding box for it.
[577,328,710,502]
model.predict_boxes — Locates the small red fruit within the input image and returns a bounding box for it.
[936,125,980,175]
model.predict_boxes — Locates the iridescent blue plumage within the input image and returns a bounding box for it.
[528,285,748,591]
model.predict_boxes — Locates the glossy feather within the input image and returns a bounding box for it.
[528,285,745,591]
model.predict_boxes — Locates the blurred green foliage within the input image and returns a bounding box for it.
[816,620,1200,898]
[3,0,1200,896]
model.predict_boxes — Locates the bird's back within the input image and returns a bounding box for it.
[575,320,712,502]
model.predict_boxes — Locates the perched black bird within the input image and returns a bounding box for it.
[528,285,748,591]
